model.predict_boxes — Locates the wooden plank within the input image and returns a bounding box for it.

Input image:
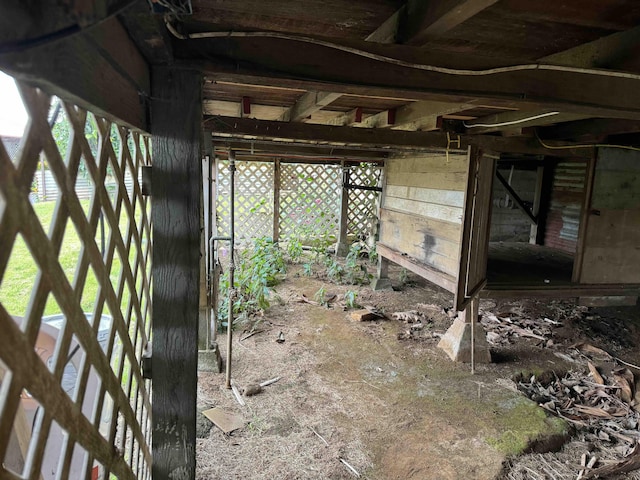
[365,7,404,43]
[377,242,457,293]
[529,166,545,244]
[572,154,595,282]
[207,116,591,157]
[387,171,468,191]
[204,100,288,119]
[279,91,342,122]
[385,185,464,208]
[455,149,494,310]
[387,153,469,174]
[465,110,586,134]
[336,161,350,255]
[0,18,148,131]
[402,0,500,44]
[324,107,364,126]
[273,158,281,241]
[380,208,462,243]
[379,208,461,276]
[384,196,463,224]
[482,284,640,299]
[151,67,202,480]
[390,101,476,131]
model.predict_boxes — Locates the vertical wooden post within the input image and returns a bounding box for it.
[151,67,202,480]
[273,158,281,242]
[336,160,350,256]
[529,165,544,244]
[573,152,597,283]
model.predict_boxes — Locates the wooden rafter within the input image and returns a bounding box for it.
[278,91,342,122]
[472,25,640,135]
[206,115,592,157]
[464,110,586,134]
[401,0,500,45]
[198,49,640,120]
[359,100,477,130]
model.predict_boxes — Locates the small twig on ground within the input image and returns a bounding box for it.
[339,458,361,478]
[615,357,640,371]
[240,329,264,342]
[230,381,246,406]
[259,376,281,387]
[309,426,329,447]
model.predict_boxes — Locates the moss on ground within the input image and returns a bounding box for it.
[487,397,568,456]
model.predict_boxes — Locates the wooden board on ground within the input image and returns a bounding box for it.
[202,408,245,434]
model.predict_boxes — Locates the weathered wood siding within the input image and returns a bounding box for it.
[543,161,587,253]
[380,152,467,280]
[580,148,640,284]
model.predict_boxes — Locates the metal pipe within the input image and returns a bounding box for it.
[225,150,236,389]
[208,236,231,343]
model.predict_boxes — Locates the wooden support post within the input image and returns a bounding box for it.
[573,152,597,283]
[336,161,350,257]
[273,158,281,242]
[371,256,393,291]
[151,67,202,480]
[529,165,545,244]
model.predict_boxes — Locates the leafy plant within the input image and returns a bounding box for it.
[314,286,327,306]
[368,244,378,264]
[286,236,303,263]
[218,237,286,327]
[302,263,313,276]
[327,260,344,282]
[344,290,358,309]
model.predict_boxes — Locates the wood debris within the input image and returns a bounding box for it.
[350,309,380,322]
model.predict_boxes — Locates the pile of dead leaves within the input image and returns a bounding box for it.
[515,351,640,478]
[481,310,561,347]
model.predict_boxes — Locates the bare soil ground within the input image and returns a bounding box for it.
[195,265,640,479]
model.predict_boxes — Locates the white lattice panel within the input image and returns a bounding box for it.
[279,163,341,241]
[216,160,274,241]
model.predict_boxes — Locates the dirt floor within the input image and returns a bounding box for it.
[195,264,640,479]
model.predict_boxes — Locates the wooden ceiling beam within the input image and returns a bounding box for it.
[540,118,640,142]
[0,16,149,131]
[205,115,592,157]
[194,41,640,120]
[401,0,499,45]
[541,25,640,69]
[212,137,387,160]
[323,107,364,126]
[203,100,287,120]
[365,7,404,44]
[464,110,586,134]
[278,91,343,122]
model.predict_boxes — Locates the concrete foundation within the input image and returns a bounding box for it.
[371,276,393,291]
[438,317,491,363]
[198,343,223,372]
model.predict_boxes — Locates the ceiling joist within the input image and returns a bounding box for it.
[206,115,592,157]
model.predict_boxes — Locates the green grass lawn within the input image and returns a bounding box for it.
[0,199,138,318]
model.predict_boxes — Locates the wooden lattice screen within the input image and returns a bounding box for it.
[215,160,382,244]
[0,83,152,480]
[347,163,383,239]
[216,160,274,242]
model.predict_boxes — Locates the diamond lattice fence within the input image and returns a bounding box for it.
[0,83,152,480]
